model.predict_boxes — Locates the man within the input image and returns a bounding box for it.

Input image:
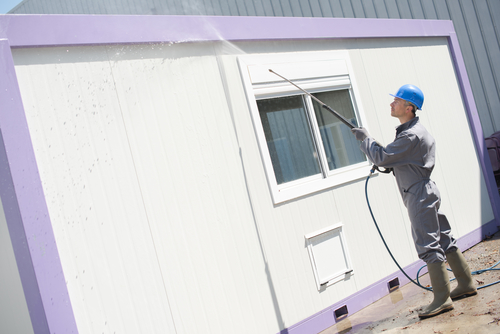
[351,84,477,319]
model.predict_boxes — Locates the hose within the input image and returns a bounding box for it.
[364,169,500,292]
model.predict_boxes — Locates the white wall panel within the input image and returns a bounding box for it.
[229,37,494,327]
[409,41,494,236]
[347,37,494,237]
[107,43,280,333]
[14,46,177,334]
[11,36,494,333]
[227,43,375,326]
[14,43,282,334]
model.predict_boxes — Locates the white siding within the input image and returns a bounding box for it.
[349,37,493,238]
[106,43,280,333]
[14,43,280,334]
[12,37,494,333]
[14,45,178,334]
[228,37,494,325]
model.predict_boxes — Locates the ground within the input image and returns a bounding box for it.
[321,230,500,334]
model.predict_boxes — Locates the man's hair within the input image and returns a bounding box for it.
[404,100,417,115]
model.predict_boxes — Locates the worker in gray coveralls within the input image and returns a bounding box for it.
[351,84,477,319]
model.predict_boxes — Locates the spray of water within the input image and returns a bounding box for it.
[191,12,286,332]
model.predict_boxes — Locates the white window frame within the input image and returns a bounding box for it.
[305,223,353,290]
[238,51,371,204]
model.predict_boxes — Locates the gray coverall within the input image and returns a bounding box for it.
[360,117,457,263]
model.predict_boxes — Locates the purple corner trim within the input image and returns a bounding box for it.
[0,39,76,333]
[0,14,498,334]
[0,42,48,333]
[447,31,500,223]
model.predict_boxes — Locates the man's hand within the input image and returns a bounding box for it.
[351,127,370,141]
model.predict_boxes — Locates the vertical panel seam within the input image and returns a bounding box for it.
[393,0,402,19]
[103,46,179,334]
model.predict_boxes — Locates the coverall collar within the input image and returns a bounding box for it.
[396,116,419,136]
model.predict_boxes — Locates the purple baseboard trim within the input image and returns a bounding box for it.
[281,219,499,334]
[456,219,500,252]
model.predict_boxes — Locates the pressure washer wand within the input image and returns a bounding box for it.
[268,69,356,129]
[268,69,392,175]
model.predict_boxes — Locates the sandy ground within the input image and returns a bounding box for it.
[320,230,500,334]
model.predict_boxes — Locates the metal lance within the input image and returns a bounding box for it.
[268,69,356,129]
[268,69,392,175]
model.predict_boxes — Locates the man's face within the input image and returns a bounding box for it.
[390,97,407,118]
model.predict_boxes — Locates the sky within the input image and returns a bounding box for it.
[0,0,23,14]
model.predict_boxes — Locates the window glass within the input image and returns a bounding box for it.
[257,89,366,186]
[312,90,365,170]
[257,96,321,184]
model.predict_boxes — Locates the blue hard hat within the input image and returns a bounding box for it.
[390,84,424,110]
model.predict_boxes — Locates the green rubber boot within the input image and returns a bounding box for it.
[446,249,477,300]
[418,262,454,319]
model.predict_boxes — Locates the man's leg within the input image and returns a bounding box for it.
[436,210,457,253]
[446,248,477,300]
[418,261,454,318]
[436,210,477,300]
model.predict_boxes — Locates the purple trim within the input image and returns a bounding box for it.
[282,259,430,334]
[0,39,76,334]
[281,219,498,334]
[456,217,500,252]
[0,14,498,334]
[446,31,500,225]
[1,15,454,47]
[0,41,48,332]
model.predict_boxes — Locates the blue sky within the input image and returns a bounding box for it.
[0,0,23,14]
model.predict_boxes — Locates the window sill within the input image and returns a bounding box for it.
[271,161,372,204]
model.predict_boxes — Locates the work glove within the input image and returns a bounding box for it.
[351,127,370,142]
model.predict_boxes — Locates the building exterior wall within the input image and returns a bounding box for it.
[9,0,500,138]
[346,37,493,238]
[9,24,494,334]
[1,15,499,334]
[13,43,282,333]
[231,36,494,323]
